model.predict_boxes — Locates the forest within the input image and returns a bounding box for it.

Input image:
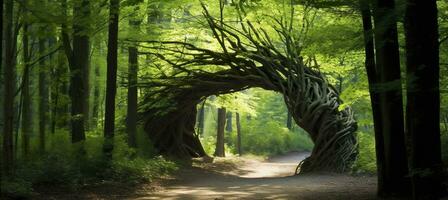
[0,0,447,199]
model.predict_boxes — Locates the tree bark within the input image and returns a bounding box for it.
[21,22,31,157]
[197,101,206,136]
[38,37,48,152]
[236,112,242,156]
[56,45,70,129]
[359,0,386,195]
[127,44,138,148]
[214,107,226,157]
[372,0,410,196]
[126,18,140,148]
[64,0,90,143]
[225,112,232,132]
[404,0,445,198]
[103,0,119,154]
[3,0,15,176]
[287,111,293,130]
[91,40,101,128]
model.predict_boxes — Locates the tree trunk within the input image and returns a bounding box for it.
[372,0,410,196]
[214,107,226,157]
[103,0,119,154]
[126,17,140,148]
[404,0,444,198]
[21,22,31,157]
[91,63,100,126]
[197,101,206,136]
[287,111,292,130]
[38,37,48,152]
[3,0,15,176]
[66,0,90,143]
[359,0,386,195]
[236,112,242,156]
[56,45,70,129]
[225,112,232,132]
[91,39,101,128]
[127,42,138,148]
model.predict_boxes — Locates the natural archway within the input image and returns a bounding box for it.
[137,6,358,173]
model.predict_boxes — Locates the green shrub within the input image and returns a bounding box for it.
[1,178,34,199]
[234,120,313,156]
[2,129,179,198]
[352,131,377,174]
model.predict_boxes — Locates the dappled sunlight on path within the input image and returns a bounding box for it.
[143,152,377,200]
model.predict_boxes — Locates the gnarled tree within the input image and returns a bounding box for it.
[137,5,358,173]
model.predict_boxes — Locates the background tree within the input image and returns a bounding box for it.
[61,0,91,143]
[3,0,16,176]
[214,107,227,157]
[104,0,120,155]
[126,12,141,148]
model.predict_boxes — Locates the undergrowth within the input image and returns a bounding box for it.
[1,129,178,199]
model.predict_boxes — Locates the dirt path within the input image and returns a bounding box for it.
[140,152,378,200]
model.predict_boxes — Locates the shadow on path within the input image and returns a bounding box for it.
[142,152,377,200]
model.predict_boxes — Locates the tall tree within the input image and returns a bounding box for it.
[225,112,232,132]
[126,18,140,148]
[359,0,386,195]
[214,107,226,157]
[236,112,242,156]
[197,101,206,136]
[50,43,68,134]
[404,0,444,198]
[21,21,32,156]
[3,0,15,175]
[92,61,101,127]
[61,0,90,143]
[38,37,48,151]
[104,0,120,153]
[372,0,410,196]
[91,39,103,128]
[286,112,292,130]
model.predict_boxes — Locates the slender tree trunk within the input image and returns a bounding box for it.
[0,0,3,76]
[214,107,226,157]
[92,63,100,127]
[65,0,90,143]
[21,22,31,156]
[126,16,140,148]
[50,66,60,135]
[225,112,232,132]
[197,101,206,136]
[3,0,15,176]
[236,112,242,156]
[38,37,48,152]
[287,111,292,130]
[404,0,444,198]
[127,40,138,148]
[372,0,410,196]
[359,0,386,195]
[56,45,69,128]
[104,0,120,154]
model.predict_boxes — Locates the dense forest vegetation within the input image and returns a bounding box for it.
[1,0,448,199]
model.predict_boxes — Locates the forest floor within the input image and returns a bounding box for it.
[144,151,378,200]
[36,151,380,200]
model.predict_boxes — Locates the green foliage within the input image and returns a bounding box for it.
[1,178,34,199]
[200,89,314,156]
[238,120,313,155]
[1,130,178,199]
[352,131,377,174]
